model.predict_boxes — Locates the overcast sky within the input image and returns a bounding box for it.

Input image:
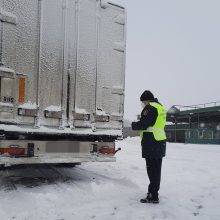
[115,0,220,121]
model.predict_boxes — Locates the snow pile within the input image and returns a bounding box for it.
[0,66,15,74]
[0,102,13,107]
[75,107,89,114]
[96,109,109,116]
[0,138,220,220]
[18,102,37,110]
[45,105,61,112]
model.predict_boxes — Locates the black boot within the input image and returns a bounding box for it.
[140,193,159,204]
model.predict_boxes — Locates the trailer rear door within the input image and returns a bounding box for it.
[0,0,126,134]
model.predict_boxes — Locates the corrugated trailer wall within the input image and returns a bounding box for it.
[0,0,126,138]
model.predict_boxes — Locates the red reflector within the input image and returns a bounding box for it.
[98,147,115,155]
[0,148,25,156]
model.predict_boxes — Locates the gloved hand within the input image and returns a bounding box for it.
[131,122,136,130]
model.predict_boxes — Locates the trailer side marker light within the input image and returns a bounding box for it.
[18,77,25,103]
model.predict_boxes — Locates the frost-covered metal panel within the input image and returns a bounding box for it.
[66,0,77,128]
[38,0,67,127]
[0,0,3,64]
[95,3,126,129]
[0,0,18,123]
[71,0,97,128]
[0,0,126,138]
[1,0,17,70]
[0,0,41,125]
[13,0,39,105]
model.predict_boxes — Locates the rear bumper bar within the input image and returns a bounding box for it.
[0,139,117,166]
[0,153,116,166]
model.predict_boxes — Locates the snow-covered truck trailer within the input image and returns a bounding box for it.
[0,0,126,166]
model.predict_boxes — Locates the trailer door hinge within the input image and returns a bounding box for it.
[114,14,126,25]
[0,66,15,79]
[100,0,107,9]
[0,8,17,25]
[113,42,126,52]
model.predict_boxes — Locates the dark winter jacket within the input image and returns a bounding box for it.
[131,99,166,159]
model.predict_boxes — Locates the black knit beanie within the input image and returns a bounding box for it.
[140,90,155,101]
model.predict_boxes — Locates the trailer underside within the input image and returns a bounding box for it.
[0,128,119,166]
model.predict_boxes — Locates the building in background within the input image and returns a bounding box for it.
[166,102,220,145]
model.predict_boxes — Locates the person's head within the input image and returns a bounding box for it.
[140,90,155,107]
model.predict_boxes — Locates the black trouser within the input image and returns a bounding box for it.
[145,158,162,197]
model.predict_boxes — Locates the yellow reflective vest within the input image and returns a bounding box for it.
[140,102,167,141]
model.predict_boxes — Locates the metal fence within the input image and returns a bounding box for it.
[166,128,220,145]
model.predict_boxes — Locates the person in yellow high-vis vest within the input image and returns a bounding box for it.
[132,90,166,204]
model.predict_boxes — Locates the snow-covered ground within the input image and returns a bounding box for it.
[0,137,220,220]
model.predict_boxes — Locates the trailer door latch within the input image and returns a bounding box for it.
[27,143,34,157]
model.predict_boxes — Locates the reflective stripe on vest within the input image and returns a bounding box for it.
[140,102,167,141]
